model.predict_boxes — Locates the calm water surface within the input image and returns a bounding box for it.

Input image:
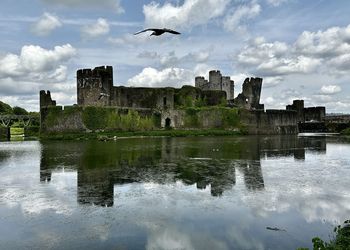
[0,135,350,250]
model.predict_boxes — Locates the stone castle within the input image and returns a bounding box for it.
[40,65,326,134]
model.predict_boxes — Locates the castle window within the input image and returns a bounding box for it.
[163,97,167,106]
[246,98,249,103]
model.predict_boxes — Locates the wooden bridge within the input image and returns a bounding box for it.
[0,115,38,127]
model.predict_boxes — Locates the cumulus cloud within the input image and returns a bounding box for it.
[41,0,124,13]
[127,67,195,88]
[223,0,261,32]
[237,36,321,76]
[320,85,342,95]
[143,0,230,29]
[0,44,76,110]
[81,18,110,39]
[0,44,76,79]
[31,12,62,36]
[295,25,350,58]
[236,23,350,79]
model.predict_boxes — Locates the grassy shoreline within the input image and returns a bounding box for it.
[39,129,245,141]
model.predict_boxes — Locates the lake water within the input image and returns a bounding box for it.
[0,135,349,250]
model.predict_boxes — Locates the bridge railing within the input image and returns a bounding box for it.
[0,115,38,127]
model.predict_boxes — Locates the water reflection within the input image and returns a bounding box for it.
[39,136,327,207]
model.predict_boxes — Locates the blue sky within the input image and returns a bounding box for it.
[0,0,350,112]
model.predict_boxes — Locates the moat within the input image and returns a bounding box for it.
[0,135,349,249]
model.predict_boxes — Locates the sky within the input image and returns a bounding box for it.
[0,0,350,113]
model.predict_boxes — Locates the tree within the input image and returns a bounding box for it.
[0,101,13,114]
[13,106,28,115]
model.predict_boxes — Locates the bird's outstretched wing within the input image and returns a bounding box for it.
[134,28,158,35]
[163,28,181,35]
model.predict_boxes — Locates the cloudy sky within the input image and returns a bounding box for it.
[0,0,349,112]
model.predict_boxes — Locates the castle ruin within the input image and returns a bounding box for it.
[39,65,327,134]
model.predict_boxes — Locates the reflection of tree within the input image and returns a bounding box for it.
[39,135,327,206]
[299,220,350,250]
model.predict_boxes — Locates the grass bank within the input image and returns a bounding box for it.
[40,129,245,141]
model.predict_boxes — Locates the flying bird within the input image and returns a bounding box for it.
[134,28,181,36]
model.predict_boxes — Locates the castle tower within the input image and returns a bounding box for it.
[234,78,264,110]
[77,66,113,107]
[195,70,234,100]
[209,70,222,89]
[222,76,235,100]
[195,76,208,88]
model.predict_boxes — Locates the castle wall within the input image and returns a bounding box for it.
[111,87,175,109]
[40,106,161,133]
[239,109,298,135]
[304,107,325,122]
[161,107,240,129]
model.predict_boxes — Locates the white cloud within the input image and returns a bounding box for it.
[81,18,110,39]
[263,76,283,87]
[135,49,211,69]
[41,0,124,13]
[48,65,68,82]
[31,12,62,36]
[320,85,342,95]
[237,36,321,76]
[223,1,261,32]
[295,25,350,58]
[236,24,350,78]
[237,37,289,66]
[0,44,76,110]
[266,0,289,7]
[143,0,230,30]
[0,44,76,78]
[127,67,195,88]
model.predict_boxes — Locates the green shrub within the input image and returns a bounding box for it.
[82,106,109,130]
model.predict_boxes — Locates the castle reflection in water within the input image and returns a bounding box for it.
[39,136,327,207]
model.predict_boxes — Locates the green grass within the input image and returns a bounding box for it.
[40,129,244,141]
